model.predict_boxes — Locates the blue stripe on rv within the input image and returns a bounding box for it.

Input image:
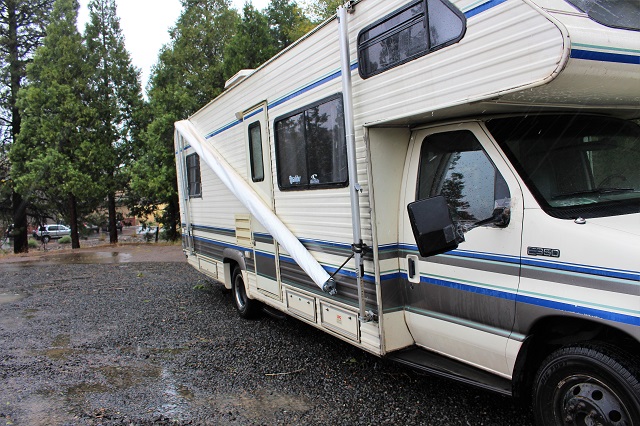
[410,273,639,327]
[571,49,640,65]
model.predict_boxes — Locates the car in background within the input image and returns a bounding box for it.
[136,225,158,236]
[34,224,71,243]
[82,223,100,234]
[101,221,123,232]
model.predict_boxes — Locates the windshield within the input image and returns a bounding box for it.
[486,115,640,219]
[564,0,640,32]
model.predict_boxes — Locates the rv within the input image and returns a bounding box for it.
[174,0,640,424]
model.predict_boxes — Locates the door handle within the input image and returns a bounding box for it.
[407,255,420,284]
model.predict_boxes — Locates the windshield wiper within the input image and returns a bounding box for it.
[552,188,636,200]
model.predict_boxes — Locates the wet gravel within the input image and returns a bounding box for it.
[0,259,534,425]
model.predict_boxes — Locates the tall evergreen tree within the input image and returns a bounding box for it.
[0,0,54,253]
[305,0,344,23]
[84,0,143,244]
[128,0,238,241]
[10,0,97,249]
[223,3,276,80]
[266,0,313,51]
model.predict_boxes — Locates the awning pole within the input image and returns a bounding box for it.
[338,3,370,322]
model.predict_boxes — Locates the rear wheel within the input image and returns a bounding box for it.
[231,266,262,319]
[533,343,640,426]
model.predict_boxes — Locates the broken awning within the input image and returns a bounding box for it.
[174,120,336,295]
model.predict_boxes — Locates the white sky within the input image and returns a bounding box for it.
[77,0,271,93]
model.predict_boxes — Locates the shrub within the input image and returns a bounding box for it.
[59,236,72,244]
[28,239,38,248]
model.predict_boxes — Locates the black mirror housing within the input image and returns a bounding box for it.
[407,195,464,258]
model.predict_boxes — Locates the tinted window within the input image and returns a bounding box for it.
[358,0,466,78]
[417,131,509,223]
[275,95,348,190]
[186,153,202,198]
[248,122,264,182]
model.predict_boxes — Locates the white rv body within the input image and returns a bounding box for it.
[175,0,639,422]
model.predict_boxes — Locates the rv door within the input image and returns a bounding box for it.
[243,102,281,298]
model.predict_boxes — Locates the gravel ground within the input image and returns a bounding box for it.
[0,247,534,426]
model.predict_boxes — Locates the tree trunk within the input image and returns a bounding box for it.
[12,191,29,253]
[167,193,180,241]
[68,193,80,249]
[108,192,117,244]
[9,1,28,254]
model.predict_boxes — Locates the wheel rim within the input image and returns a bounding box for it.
[233,274,246,310]
[554,374,630,426]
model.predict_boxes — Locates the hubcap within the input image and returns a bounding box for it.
[557,375,629,426]
[234,276,246,309]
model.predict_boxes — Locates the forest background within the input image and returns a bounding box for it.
[0,0,343,253]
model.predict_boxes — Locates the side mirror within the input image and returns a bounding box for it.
[407,196,465,258]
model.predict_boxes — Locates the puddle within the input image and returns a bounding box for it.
[43,334,77,360]
[52,334,71,347]
[0,292,27,304]
[98,365,162,390]
[205,390,312,422]
[39,251,134,264]
[0,251,134,270]
[23,308,39,319]
[65,382,110,397]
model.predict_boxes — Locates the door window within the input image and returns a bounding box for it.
[416,130,509,225]
[248,122,264,183]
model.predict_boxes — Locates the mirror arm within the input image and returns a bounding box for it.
[468,207,511,230]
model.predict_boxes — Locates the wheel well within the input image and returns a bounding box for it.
[512,316,639,403]
[223,258,241,289]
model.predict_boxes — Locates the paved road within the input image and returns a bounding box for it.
[0,246,534,425]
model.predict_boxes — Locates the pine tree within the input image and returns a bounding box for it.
[0,0,54,253]
[266,0,313,51]
[223,3,276,80]
[128,0,238,241]
[84,0,143,243]
[10,0,97,249]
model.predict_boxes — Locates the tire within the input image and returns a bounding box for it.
[533,342,640,426]
[42,235,50,243]
[231,266,262,319]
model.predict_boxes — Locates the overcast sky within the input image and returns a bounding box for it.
[77,0,271,92]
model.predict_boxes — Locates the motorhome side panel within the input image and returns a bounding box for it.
[349,0,567,126]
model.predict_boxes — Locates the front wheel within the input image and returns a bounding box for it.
[533,343,640,426]
[231,266,262,319]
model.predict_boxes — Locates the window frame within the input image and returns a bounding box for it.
[357,0,467,79]
[274,93,349,191]
[248,121,265,183]
[186,153,202,198]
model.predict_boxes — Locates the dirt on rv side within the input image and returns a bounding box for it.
[0,244,533,425]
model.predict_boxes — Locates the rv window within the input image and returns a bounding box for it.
[357,0,466,79]
[248,122,264,182]
[186,153,202,198]
[274,94,348,190]
[417,131,509,225]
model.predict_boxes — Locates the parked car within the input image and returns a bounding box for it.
[136,225,158,236]
[101,221,123,232]
[83,223,100,234]
[34,224,71,243]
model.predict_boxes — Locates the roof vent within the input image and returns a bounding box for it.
[224,69,254,90]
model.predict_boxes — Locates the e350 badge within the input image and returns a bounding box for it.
[527,247,560,258]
